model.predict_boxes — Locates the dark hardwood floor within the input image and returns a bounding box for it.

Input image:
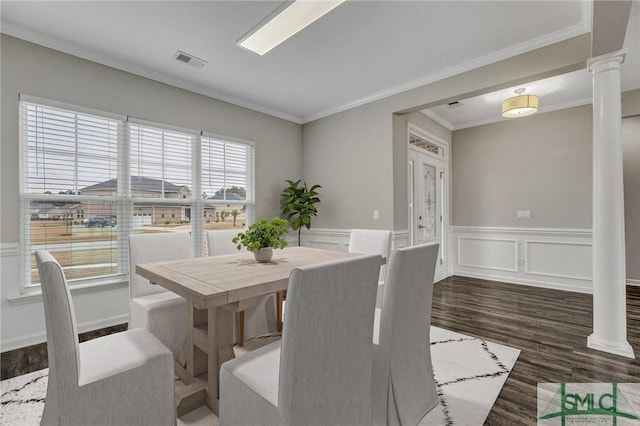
[431,275,640,425]
[2,276,638,425]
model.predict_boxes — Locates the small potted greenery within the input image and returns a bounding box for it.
[232,217,288,262]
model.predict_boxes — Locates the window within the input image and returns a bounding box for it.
[409,132,445,160]
[20,96,255,289]
[201,135,254,231]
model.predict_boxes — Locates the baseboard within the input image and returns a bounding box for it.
[453,271,592,294]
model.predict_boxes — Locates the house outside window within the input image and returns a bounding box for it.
[19,96,255,289]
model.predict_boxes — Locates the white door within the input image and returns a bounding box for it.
[409,147,448,280]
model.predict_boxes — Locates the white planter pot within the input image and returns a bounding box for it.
[254,247,273,263]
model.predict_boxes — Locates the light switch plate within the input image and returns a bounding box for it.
[373,210,380,220]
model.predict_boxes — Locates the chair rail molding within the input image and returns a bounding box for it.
[300,228,410,252]
[0,243,20,257]
[451,226,593,293]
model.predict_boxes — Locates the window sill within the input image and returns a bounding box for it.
[7,278,128,306]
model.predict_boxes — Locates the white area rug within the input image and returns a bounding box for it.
[0,327,519,426]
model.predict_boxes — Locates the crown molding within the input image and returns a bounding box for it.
[301,21,591,123]
[0,21,303,124]
[2,11,591,126]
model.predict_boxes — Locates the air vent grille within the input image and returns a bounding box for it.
[175,53,192,63]
[173,50,207,68]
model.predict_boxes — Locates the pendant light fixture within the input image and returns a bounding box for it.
[502,88,539,118]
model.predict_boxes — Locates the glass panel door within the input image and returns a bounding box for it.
[420,163,437,240]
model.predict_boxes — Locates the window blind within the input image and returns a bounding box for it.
[19,97,256,289]
[129,123,194,199]
[20,100,123,286]
[201,136,255,203]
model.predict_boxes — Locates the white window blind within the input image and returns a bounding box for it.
[201,136,254,203]
[23,103,120,194]
[201,135,255,234]
[129,123,194,199]
[20,100,124,287]
[19,97,256,289]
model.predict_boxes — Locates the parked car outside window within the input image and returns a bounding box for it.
[83,217,117,228]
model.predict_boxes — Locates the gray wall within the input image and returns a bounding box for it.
[622,116,640,281]
[0,35,302,351]
[302,101,394,230]
[1,35,302,243]
[302,34,590,232]
[452,99,640,281]
[452,105,593,228]
[622,88,640,118]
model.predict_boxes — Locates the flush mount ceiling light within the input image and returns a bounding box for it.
[237,0,346,56]
[501,88,539,118]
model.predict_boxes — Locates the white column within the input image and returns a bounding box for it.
[587,49,634,359]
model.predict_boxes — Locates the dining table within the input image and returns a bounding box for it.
[135,246,364,416]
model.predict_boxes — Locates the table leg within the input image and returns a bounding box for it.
[176,302,207,417]
[206,306,234,415]
[277,291,284,332]
[237,311,245,347]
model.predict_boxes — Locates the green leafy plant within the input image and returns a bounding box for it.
[232,217,288,253]
[281,180,321,246]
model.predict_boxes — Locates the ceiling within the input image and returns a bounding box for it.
[425,2,640,130]
[0,1,637,126]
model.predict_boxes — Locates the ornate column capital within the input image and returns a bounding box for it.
[588,48,626,73]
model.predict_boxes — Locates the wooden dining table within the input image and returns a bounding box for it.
[135,246,363,416]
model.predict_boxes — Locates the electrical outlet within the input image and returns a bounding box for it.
[517,210,531,219]
[373,210,379,220]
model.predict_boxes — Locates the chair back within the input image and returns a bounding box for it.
[278,254,381,426]
[128,233,192,298]
[206,230,241,256]
[36,251,81,406]
[348,229,392,281]
[375,243,439,425]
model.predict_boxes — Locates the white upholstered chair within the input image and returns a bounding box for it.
[36,250,175,426]
[349,229,392,307]
[219,254,381,426]
[206,230,277,346]
[128,232,192,359]
[372,243,440,426]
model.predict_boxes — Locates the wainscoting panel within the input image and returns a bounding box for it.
[525,240,592,281]
[451,227,593,293]
[300,228,409,252]
[457,237,518,272]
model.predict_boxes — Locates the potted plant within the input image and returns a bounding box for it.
[232,217,288,262]
[280,180,321,246]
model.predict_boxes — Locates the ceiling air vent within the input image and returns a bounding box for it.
[173,50,207,68]
[447,101,463,108]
